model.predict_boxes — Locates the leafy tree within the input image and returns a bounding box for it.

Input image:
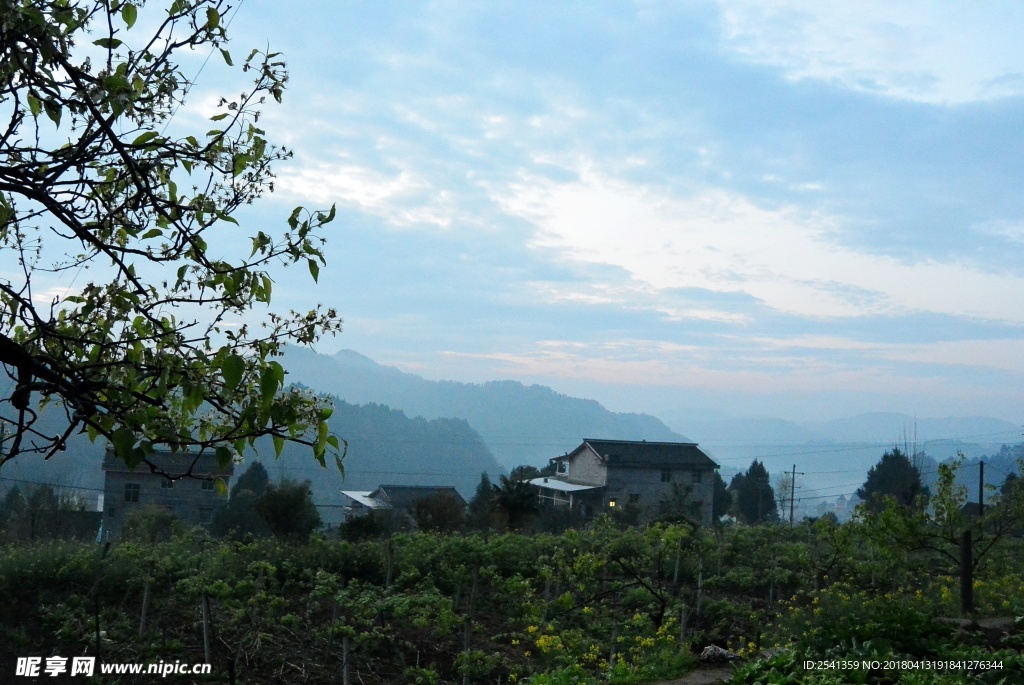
[492,475,538,531]
[712,471,732,522]
[121,505,184,543]
[655,481,697,524]
[1000,472,1019,499]
[857,447,927,512]
[467,471,494,529]
[412,491,465,533]
[729,460,778,524]
[210,489,269,540]
[255,479,321,541]
[230,460,270,497]
[0,0,341,471]
[509,464,541,481]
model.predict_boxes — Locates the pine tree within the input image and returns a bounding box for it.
[729,460,778,524]
[857,447,927,511]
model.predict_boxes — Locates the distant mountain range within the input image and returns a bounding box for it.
[2,348,1020,521]
[280,347,689,470]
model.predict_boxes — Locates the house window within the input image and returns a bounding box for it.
[124,483,140,503]
[201,480,214,491]
[161,479,174,489]
[608,498,618,508]
[661,470,672,483]
[628,494,640,505]
[691,471,703,484]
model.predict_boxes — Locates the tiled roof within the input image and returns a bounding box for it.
[369,485,466,509]
[582,439,717,470]
[102,448,235,477]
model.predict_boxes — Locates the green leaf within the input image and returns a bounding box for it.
[319,406,333,420]
[132,131,159,146]
[219,48,233,66]
[273,434,285,458]
[43,101,61,127]
[141,228,162,239]
[27,94,42,117]
[307,259,319,283]
[222,354,244,392]
[121,3,137,28]
[215,445,232,469]
[209,112,229,122]
[111,426,137,462]
[232,154,248,176]
[334,454,345,476]
[206,7,220,29]
[93,37,123,49]
[260,364,280,409]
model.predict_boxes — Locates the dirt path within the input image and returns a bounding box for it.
[653,665,734,685]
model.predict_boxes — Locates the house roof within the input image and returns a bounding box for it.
[102,448,235,477]
[527,477,600,493]
[341,491,385,508]
[581,439,718,470]
[367,485,466,509]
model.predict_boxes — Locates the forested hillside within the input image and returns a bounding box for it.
[281,348,689,469]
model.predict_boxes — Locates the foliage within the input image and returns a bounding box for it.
[231,460,270,497]
[729,460,779,524]
[1,493,1023,684]
[858,448,928,512]
[0,0,342,471]
[493,474,540,531]
[713,471,732,522]
[412,491,466,533]
[255,479,321,540]
[120,505,185,543]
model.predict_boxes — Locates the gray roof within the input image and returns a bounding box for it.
[369,485,466,509]
[102,447,234,477]
[581,439,718,470]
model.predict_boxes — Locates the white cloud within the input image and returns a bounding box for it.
[493,166,1024,323]
[276,159,456,229]
[718,0,1024,105]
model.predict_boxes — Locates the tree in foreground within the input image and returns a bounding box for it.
[0,0,341,473]
[857,447,927,512]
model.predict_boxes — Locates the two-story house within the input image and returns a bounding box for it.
[529,438,719,525]
[101,448,234,538]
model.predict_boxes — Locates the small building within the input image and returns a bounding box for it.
[101,448,233,538]
[341,485,466,524]
[530,438,719,525]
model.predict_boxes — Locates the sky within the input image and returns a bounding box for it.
[175,1,1024,424]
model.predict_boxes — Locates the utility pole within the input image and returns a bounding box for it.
[979,460,985,518]
[789,465,804,527]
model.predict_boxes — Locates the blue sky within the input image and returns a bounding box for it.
[182,1,1024,423]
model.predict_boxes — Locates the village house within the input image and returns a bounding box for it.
[529,439,720,525]
[101,448,234,538]
[341,484,466,525]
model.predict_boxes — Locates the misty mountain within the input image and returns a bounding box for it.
[0,393,501,518]
[280,347,690,470]
[257,399,502,523]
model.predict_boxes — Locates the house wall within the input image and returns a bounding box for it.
[603,467,715,526]
[566,445,607,486]
[102,471,228,538]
